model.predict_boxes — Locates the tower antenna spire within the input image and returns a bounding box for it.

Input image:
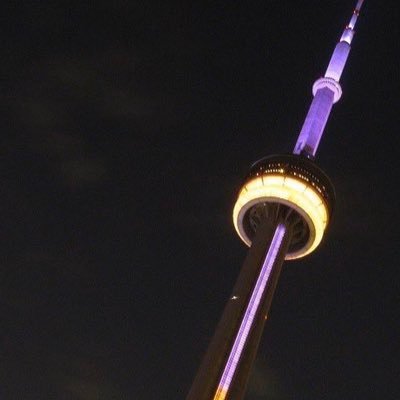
[294,0,365,158]
[348,0,365,30]
[341,0,365,43]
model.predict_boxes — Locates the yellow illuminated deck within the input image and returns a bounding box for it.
[233,174,329,259]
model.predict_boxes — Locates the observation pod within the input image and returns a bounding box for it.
[233,155,335,259]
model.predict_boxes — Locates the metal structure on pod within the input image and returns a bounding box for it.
[187,1,365,399]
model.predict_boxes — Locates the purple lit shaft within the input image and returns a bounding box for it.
[214,224,286,397]
[294,87,335,156]
[293,0,364,157]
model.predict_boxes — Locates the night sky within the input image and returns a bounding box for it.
[1,1,399,399]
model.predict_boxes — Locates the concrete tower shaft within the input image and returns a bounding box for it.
[187,215,292,400]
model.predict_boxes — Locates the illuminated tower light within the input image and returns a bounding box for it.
[294,0,365,157]
[187,2,365,400]
[213,224,286,400]
[233,155,333,259]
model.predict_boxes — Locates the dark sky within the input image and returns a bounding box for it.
[1,1,399,399]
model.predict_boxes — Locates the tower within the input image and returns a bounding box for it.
[187,2,365,399]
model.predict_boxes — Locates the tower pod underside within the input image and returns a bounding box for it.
[233,155,335,259]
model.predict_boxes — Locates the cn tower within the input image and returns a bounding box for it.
[187,1,366,400]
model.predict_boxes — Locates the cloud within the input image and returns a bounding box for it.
[5,47,180,189]
[247,357,289,400]
[61,157,108,187]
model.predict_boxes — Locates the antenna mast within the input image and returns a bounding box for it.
[294,0,365,158]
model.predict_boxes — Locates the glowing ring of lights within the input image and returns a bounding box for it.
[233,174,329,259]
[312,77,342,103]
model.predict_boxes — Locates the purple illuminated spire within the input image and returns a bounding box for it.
[187,3,366,400]
[293,0,365,158]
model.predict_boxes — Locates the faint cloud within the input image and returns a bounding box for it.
[61,157,108,188]
[7,47,180,189]
[247,358,289,400]
[37,131,84,159]
[49,353,127,400]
